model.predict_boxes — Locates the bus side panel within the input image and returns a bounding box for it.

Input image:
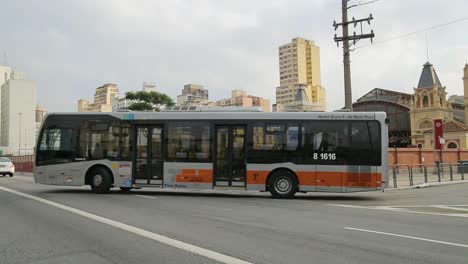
[163,162,213,189]
[34,166,45,184]
[246,163,384,193]
[37,162,84,186]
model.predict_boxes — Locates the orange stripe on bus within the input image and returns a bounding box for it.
[246,171,269,185]
[248,171,382,188]
[176,169,213,183]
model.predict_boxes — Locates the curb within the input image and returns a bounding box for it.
[385,180,468,191]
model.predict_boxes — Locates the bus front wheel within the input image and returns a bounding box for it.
[89,167,112,194]
[268,170,298,199]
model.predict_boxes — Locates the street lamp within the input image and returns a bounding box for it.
[18,112,22,156]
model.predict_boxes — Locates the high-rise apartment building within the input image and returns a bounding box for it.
[275,37,326,111]
[78,83,119,112]
[1,71,36,155]
[177,84,209,106]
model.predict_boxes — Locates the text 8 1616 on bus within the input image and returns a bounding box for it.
[34,112,388,198]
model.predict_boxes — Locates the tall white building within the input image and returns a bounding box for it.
[0,65,12,134]
[142,81,157,92]
[1,71,36,155]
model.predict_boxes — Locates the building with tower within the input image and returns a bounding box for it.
[275,37,326,111]
[409,62,468,149]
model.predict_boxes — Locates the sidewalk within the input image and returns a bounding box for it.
[385,179,468,191]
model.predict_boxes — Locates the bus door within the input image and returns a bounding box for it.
[134,126,163,185]
[215,126,246,187]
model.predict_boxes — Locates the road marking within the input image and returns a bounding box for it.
[330,204,468,218]
[432,205,468,212]
[345,227,468,249]
[0,186,253,264]
[135,194,158,199]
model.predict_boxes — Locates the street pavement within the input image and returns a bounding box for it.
[1,173,467,264]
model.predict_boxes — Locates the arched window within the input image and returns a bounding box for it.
[447,142,457,149]
[440,97,443,107]
[419,120,432,129]
[422,95,429,107]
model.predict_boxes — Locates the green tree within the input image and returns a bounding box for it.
[125,91,175,111]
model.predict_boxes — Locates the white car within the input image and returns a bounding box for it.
[0,157,15,177]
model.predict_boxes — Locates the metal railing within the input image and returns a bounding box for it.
[389,162,468,188]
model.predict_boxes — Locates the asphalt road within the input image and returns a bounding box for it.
[1,174,467,264]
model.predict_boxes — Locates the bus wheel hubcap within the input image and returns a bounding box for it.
[93,174,103,186]
[276,178,291,194]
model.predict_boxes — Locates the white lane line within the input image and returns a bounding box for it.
[432,205,468,212]
[330,204,468,218]
[0,186,253,264]
[345,227,468,249]
[135,194,158,199]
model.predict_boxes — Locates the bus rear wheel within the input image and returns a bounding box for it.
[268,170,298,199]
[89,167,112,194]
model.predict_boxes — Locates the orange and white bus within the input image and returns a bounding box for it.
[34,111,388,198]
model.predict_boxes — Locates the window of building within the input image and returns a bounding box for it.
[448,142,458,149]
[418,120,432,129]
[422,95,429,107]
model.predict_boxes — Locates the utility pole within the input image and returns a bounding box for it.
[333,0,376,111]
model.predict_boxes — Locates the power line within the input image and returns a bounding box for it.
[348,0,380,9]
[354,17,468,50]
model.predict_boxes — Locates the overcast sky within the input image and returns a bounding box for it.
[1,0,467,112]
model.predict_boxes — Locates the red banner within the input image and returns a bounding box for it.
[434,119,443,150]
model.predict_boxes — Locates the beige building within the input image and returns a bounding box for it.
[410,62,468,149]
[78,83,119,112]
[216,90,270,112]
[275,37,326,111]
[177,84,209,106]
